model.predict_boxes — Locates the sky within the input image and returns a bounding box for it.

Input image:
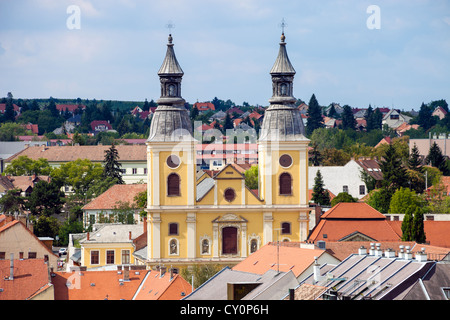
[0,0,449,111]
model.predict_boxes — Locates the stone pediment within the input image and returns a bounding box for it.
[212,214,248,224]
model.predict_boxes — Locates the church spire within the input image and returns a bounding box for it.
[259,32,306,141]
[147,34,193,142]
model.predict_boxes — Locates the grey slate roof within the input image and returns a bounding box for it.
[402,262,450,300]
[147,105,194,142]
[259,106,307,141]
[270,34,296,75]
[183,267,298,300]
[158,34,184,76]
[196,177,215,201]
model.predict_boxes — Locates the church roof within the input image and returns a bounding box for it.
[270,33,296,75]
[158,34,184,76]
[147,106,194,142]
[259,106,307,141]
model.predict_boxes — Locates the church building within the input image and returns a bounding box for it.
[142,32,310,272]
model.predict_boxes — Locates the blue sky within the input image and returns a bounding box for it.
[0,0,449,111]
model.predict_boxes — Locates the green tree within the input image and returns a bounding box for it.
[366,188,392,213]
[388,187,422,214]
[181,264,222,289]
[401,206,414,241]
[341,105,356,130]
[51,159,104,196]
[103,143,124,184]
[380,144,408,192]
[32,215,60,239]
[417,102,436,131]
[309,142,323,166]
[311,170,331,206]
[412,207,426,243]
[425,142,448,175]
[244,165,258,190]
[58,219,84,246]
[330,192,357,207]
[3,92,15,123]
[306,94,324,136]
[26,180,65,217]
[0,189,26,215]
[4,156,53,176]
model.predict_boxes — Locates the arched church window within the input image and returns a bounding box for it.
[280,83,288,96]
[279,172,292,195]
[167,173,180,196]
[168,84,176,97]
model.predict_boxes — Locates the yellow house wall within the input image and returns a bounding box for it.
[82,244,136,269]
[272,212,301,241]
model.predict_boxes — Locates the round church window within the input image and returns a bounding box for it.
[166,155,181,169]
[224,188,236,202]
[279,154,293,168]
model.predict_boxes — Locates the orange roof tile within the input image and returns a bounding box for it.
[389,220,450,248]
[7,145,146,162]
[232,243,327,277]
[0,259,51,300]
[52,269,147,300]
[308,203,400,242]
[321,202,386,219]
[133,270,192,300]
[83,184,147,210]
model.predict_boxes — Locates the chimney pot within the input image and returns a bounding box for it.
[87,232,90,241]
[10,253,14,280]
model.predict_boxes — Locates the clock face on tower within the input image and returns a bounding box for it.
[279,154,293,168]
[166,155,181,168]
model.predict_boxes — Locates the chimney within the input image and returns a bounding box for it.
[384,248,396,258]
[315,206,322,227]
[415,248,427,263]
[313,257,321,284]
[369,243,376,255]
[404,246,413,260]
[160,266,167,277]
[10,253,14,280]
[399,245,404,259]
[123,265,130,281]
[129,231,132,240]
[375,243,382,257]
[358,246,367,256]
[87,232,90,241]
[289,288,295,300]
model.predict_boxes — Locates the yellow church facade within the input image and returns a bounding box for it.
[142,33,311,271]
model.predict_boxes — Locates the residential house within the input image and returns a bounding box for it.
[0,103,20,116]
[374,136,391,149]
[382,109,412,129]
[308,203,401,243]
[184,267,298,300]
[0,141,46,173]
[226,106,244,116]
[82,183,147,227]
[395,123,420,136]
[432,106,447,120]
[5,145,147,184]
[232,242,341,282]
[308,159,381,199]
[0,176,15,196]
[0,217,59,271]
[209,110,227,121]
[196,143,258,170]
[0,258,54,300]
[77,224,145,269]
[410,135,450,158]
[56,104,85,115]
[298,103,308,114]
[90,120,113,133]
[194,102,215,113]
[6,175,51,197]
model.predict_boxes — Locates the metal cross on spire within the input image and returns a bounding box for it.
[278,18,287,34]
[166,21,175,34]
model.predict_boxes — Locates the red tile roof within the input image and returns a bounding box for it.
[133,270,192,300]
[232,242,328,277]
[56,104,86,112]
[194,102,215,111]
[308,203,401,242]
[388,220,450,248]
[82,184,147,210]
[52,269,147,300]
[0,259,51,300]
